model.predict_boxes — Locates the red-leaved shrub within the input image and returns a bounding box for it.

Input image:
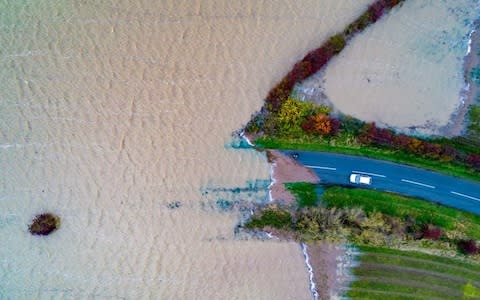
[467,154,480,170]
[368,1,386,22]
[421,224,443,240]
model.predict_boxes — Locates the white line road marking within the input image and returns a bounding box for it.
[305,165,337,171]
[401,179,435,189]
[351,170,386,178]
[451,191,480,202]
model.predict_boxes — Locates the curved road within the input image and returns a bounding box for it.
[281,150,480,215]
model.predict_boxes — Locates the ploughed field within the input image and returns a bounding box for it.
[348,246,480,299]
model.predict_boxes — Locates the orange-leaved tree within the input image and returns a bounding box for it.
[302,113,339,136]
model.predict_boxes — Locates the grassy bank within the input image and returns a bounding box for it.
[256,136,480,182]
[322,186,480,240]
[348,246,480,299]
[285,182,318,207]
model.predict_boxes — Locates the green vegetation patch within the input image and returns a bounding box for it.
[276,97,316,136]
[468,105,480,138]
[464,281,480,299]
[285,182,318,207]
[244,207,292,229]
[322,187,480,239]
[348,246,480,300]
[329,34,346,53]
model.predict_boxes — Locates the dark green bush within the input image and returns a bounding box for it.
[467,105,480,138]
[245,207,293,229]
[285,182,318,207]
[329,34,346,54]
[339,115,366,135]
[345,11,371,36]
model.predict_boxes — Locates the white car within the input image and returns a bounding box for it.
[350,173,372,185]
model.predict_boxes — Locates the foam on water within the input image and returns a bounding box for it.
[268,162,277,203]
[301,243,319,300]
[467,29,475,55]
[239,130,254,147]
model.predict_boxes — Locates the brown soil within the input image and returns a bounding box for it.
[307,242,356,300]
[266,150,320,205]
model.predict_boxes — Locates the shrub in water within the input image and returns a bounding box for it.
[28,213,61,236]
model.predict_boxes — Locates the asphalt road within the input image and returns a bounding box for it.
[282,150,480,215]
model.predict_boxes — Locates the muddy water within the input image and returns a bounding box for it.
[0,1,372,298]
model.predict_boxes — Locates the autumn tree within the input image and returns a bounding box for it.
[407,137,424,154]
[302,113,339,136]
[328,34,346,54]
[277,97,315,136]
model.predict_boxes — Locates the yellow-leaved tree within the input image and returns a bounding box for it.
[277,97,314,136]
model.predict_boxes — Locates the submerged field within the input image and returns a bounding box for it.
[348,246,480,299]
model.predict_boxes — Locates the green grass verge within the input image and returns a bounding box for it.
[284,182,317,207]
[321,187,480,239]
[255,136,480,182]
[348,246,480,300]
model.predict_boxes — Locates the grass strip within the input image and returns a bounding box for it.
[347,288,433,300]
[349,279,460,300]
[358,245,480,273]
[348,246,480,299]
[352,268,465,291]
[359,254,480,282]
[284,182,317,207]
[360,248,480,284]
